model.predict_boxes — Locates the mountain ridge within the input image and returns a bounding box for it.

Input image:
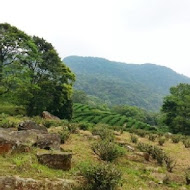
[63,56,190,111]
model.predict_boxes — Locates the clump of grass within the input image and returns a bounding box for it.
[59,128,70,144]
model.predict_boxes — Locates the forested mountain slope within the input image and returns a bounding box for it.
[63,56,190,111]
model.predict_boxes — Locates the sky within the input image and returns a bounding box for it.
[1,0,190,77]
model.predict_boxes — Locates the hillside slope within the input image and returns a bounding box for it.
[63,56,190,111]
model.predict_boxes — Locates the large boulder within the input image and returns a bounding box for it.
[34,133,61,150]
[42,111,60,120]
[0,129,31,154]
[18,120,48,133]
[37,151,72,170]
[0,176,76,190]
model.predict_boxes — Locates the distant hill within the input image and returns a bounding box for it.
[63,56,190,111]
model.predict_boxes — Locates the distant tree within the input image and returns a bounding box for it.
[162,83,190,134]
[72,90,88,104]
[0,23,75,119]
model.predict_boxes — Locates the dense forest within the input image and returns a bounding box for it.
[64,56,190,111]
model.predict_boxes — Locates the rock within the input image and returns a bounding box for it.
[126,145,135,152]
[0,176,76,190]
[18,120,48,132]
[34,133,61,150]
[0,137,15,154]
[135,152,150,161]
[42,111,60,120]
[113,131,121,136]
[151,173,167,184]
[37,151,72,170]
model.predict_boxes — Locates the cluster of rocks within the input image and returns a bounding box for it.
[0,120,72,171]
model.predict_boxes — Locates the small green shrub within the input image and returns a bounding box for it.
[148,134,157,142]
[130,134,138,144]
[68,123,79,133]
[183,138,190,148]
[164,156,176,172]
[0,118,16,128]
[158,137,166,146]
[92,140,125,162]
[185,168,190,185]
[171,135,181,143]
[78,122,93,131]
[79,162,122,190]
[92,125,114,142]
[59,129,70,144]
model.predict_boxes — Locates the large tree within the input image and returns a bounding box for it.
[0,23,75,119]
[162,83,190,134]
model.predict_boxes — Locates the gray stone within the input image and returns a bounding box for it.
[0,176,76,190]
[18,120,48,132]
[37,151,72,170]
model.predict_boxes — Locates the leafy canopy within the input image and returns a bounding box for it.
[162,83,190,135]
[0,23,75,119]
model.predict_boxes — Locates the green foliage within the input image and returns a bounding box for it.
[79,162,122,190]
[130,134,138,144]
[182,138,190,148]
[148,134,157,142]
[162,83,190,135]
[64,56,190,111]
[171,135,181,143]
[0,23,75,119]
[158,137,166,146]
[91,125,114,142]
[59,129,70,144]
[92,140,125,162]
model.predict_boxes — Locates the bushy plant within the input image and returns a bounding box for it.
[185,168,190,185]
[59,129,70,144]
[130,134,138,144]
[148,134,157,142]
[78,122,93,131]
[158,137,166,146]
[79,162,122,190]
[92,140,125,162]
[68,123,79,133]
[171,135,181,143]
[164,156,176,172]
[92,125,114,142]
[182,138,190,148]
[0,117,16,128]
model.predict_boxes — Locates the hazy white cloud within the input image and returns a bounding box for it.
[1,0,190,76]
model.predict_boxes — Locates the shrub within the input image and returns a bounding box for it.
[185,168,190,185]
[68,123,79,133]
[171,135,181,143]
[0,117,16,128]
[158,137,166,146]
[183,138,190,148]
[79,162,122,190]
[78,122,93,131]
[148,134,157,142]
[92,140,125,162]
[130,134,138,144]
[59,129,70,144]
[164,156,176,172]
[92,125,114,142]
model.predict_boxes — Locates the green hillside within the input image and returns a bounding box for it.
[73,103,153,131]
[64,56,190,111]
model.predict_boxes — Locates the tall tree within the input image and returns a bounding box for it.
[0,23,75,119]
[162,83,190,134]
